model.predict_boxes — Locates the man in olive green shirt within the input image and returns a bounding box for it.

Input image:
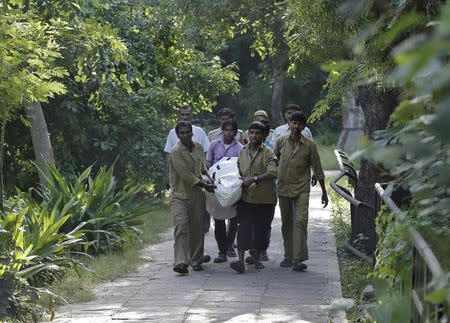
[274,112,328,272]
[169,122,215,274]
[229,121,278,273]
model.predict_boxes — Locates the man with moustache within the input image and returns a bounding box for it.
[230,121,278,273]
[169,122,215,274]
[274,111,328,272]
[164,104,211,234]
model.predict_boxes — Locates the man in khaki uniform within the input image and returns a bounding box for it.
[274,111,328,272]
[169,121,215,274]
[229,121,278,273]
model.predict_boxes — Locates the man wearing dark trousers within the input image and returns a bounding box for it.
[206,121,243,263]
[230,121,278,273]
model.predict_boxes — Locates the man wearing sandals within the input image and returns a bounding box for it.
[230,121,278,273]
[169,122,215,274]
[274,112,328,272]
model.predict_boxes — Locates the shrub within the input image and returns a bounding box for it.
[38,163,155,253]
[0,204,84,322]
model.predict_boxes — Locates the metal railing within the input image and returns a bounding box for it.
[330,149,375,264]
[375,182,449,322]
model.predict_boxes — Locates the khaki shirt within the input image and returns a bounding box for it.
[208,127,245,144]
[169,141,206,199]
[274,135,325,197]
[237,144,278,204]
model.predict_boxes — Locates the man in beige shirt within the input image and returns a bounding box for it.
[208,107,245,144]
[169,122,215,274]
[229,121,278,273]
[274,111,328,272]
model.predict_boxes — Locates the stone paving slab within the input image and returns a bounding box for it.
[53,185,346,322]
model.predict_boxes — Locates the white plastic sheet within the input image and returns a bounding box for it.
[205,157,242,220]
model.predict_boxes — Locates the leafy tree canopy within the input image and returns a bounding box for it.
[0,5,67,121]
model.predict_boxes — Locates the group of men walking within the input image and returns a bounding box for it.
[163,104,328,274]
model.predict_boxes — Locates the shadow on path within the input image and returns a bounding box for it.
[54,186,346,323]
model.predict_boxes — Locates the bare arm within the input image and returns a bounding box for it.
[318,179,328,208]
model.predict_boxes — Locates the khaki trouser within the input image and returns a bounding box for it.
[278,193,309,262]
[170,191,205,267]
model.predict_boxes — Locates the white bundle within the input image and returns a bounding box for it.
[205,157,242,220]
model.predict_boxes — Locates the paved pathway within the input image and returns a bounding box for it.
[54,185,345,322]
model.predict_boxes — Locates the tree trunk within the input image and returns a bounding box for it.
[0,120,5,212]
[353,85,397,254]
[28,102,55,187]
[271,59,285,127]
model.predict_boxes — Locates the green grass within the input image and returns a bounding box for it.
[44,205,172,304]
[329,184,373,322]
[317,144,338,170]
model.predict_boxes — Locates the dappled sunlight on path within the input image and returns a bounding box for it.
[54,185,345,323]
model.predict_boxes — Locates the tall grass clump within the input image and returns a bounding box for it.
[0,164,156,321]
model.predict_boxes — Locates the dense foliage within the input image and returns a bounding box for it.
[1,0,448,321]
[0,6,66,121]
[2,0,239,192]
[283,0,450,320]
[0,164,153,321]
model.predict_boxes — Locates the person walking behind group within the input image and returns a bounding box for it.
[230,122,278,273]
[243,110,274,144]
[169,122,215,274]
[271,104,313,147]
[274,112,328,272]
[208,108,245,144]
[272,104,317,186]
[206,120,243,263]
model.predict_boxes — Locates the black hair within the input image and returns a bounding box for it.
[248,121,265,133]
[260,119,271,136]
[175,121,193,136]
[290,111,307,125]
[218,107,235,119]
[192,118,203,127]
[282,103,301,114]
[221,120,238,132]
[179,104,193,112]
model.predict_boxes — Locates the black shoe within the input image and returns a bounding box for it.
[199,255,211,264]
[260,251,269,261]
[292,262,307,272]
[230,261,245,273]
[192,264,204,271]
[214,254,227,263]
[227,248,237,257]
[280,258,293,267]
[245,256,255,265]
[254,261,265,269]
[173,263,189,274]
